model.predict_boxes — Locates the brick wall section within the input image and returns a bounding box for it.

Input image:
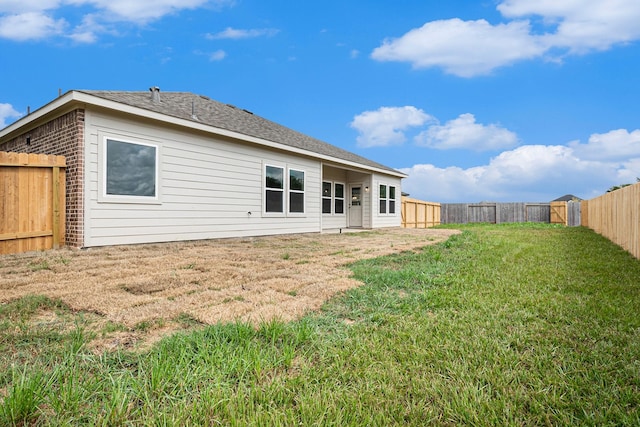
[0,109,85,247]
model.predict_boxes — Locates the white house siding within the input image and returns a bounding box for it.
[83,110,321,247]
[371,173,402,229]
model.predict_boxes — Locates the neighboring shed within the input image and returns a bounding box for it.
[0,88,406,248]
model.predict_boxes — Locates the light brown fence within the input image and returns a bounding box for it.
[550,201,568,225]
[401,197,441,228]
[581,183,640,259]
[0,151,66,255]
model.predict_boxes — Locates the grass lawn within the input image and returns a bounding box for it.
[1,223,639,425]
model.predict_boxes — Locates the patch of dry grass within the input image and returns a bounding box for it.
[0,228,458,350]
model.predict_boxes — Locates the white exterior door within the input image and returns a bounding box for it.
[348,185,363,227]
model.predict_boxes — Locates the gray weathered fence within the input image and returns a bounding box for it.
[441,202,581,226]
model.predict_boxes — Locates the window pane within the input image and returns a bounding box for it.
[290,170,304,191]
[323,181,332,197]
[290,192,304,213]
[389,200,396,214]
[389,186,396,200]
[266,166,283,189]
[380,200,387,214]
[335,199,344,214]
[266,190,283,212]
[351,187,361,206]
[335,183,344,198]
[379,184,387,199]
[322,198,332,214]
[106,139,156,197]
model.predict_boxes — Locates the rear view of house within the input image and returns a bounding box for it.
[0,88,406,248]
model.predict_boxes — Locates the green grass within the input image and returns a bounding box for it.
[1,224,639,425]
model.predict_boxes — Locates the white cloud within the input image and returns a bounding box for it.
[415,113,519,151]
[618,158,640,183]
[498,0,640,52]
[569,129,640,161]
[350,106,434,148]
[400,140,640,203]
[66,14,108,43]
[68,0,212,23]
[352,107,518,151]
[206,27,279,40]
[0,12,66,41]
[372,19,545,77]
[209,49,226,61]
[372,0,640,77]
[0,0,62,14]
[0,103,22,128]
[0,0,235,42]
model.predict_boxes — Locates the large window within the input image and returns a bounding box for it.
[389,186,396,214]
[104,138,158,200]
[264,164,305,215]
[265,165,284,213]
[322,181,332,214]
[379,183,397,215]
[334,183,345,214]
[289,169,305,213]
[322,181,345,215]
[379,184,387,214]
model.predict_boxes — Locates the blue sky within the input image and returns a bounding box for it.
[1,0,640,202]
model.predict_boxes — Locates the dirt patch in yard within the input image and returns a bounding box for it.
[0,228,459,351]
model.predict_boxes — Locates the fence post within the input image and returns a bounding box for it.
[52,165,61,248]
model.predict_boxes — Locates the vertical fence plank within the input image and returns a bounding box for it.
[52,166,61,248]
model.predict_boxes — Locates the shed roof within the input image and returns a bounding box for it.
[77,90,404,176]
[552,194,582,202]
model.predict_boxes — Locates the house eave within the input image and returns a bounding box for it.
[0,91,407,178]
[0,91,79,141]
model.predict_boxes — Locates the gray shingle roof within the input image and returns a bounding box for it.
[79,90,404,176]
[552,194,582,202]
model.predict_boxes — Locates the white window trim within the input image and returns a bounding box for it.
[378,183,398,216]
[98,135,161,205]
[379,183,388,215]
[262,163,307,217]
[322,180,332,215]
[388,185,397,215]
[334,182,346,216]
[321,181,346,216]
[288,167,306,216]
[263,163,286,217]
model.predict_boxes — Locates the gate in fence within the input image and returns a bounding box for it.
[0,151,66,254]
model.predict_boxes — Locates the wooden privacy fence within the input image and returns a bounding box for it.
[401,197,441,228]
[581,183,640,259]
[400,199,580,228]
[0,151,66,255]
[440,201,580,226]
